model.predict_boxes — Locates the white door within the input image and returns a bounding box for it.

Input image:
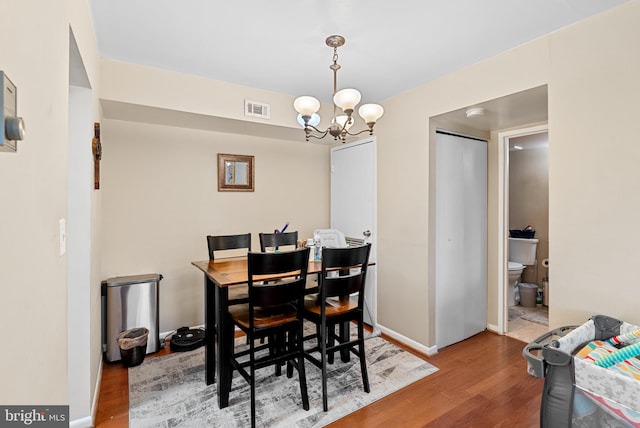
[435,131,487,349]
[331,137,377,328]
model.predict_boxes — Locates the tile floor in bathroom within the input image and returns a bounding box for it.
[506,304,549,344]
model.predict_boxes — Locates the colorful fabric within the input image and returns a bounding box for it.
[581,388,640,427]
[577,340,640,380]
[576,340,617,362]
[607,329,640,346]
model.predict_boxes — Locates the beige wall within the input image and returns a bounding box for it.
[547,1,640,327]
[376,0,640,346]
[100,120,330,331]
[377,43,549,345]
[510,145,549,287]
[0,0,101,410]
[2,0,639,412]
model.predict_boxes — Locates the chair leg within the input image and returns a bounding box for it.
[287,329,295,378]
[320,320,329,412]
[275,333,283,376]
[357,320,370,393]
[339,321,351,363]
[250,348,257,428]
[296,325,310,411]
[327,323,335,365]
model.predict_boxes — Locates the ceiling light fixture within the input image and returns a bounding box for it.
[293,35,384,142]
[465,107,485,118]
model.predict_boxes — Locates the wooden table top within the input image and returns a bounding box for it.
[191,257,323,287]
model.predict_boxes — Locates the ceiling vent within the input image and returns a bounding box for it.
[244,99,270,120]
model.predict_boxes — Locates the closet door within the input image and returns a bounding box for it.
[435,131,487,349]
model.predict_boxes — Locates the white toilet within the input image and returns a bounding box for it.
[507,237,539,306]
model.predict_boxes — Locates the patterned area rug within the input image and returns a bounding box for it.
[129,331,438,427]
[509,305,549,326]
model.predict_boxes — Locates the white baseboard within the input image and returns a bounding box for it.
[69,415,93,428]
[69,354,103,428]
[162,323,442,358]
[377,323,438,356]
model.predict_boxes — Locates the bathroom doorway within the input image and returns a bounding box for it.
[502,127,549,342]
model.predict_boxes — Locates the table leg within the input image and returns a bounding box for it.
[204,275,216,385]
[215,285,232,408]
[339,321,351,362]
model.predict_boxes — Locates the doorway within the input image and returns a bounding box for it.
[68,28,94,423]
[330,137,378,332]
[498,125,549,341]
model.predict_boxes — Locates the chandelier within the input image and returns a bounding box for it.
[293,35,384,142]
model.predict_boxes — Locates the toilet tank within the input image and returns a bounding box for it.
[508,237,539,265]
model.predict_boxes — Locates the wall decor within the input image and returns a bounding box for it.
[217,153,254,192]
[92,122,102,189]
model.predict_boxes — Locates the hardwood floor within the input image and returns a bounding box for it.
[95,331,543,427]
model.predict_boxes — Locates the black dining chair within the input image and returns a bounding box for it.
[258,231,299,252]
[228,247,311,428]
[302,243,372,412]
[206,233,252,304]
[260,231,319,294]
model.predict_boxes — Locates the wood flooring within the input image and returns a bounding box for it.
[95,330,543,427]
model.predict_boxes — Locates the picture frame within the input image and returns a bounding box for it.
[217,153,254,192]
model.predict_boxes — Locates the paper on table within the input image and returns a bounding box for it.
[313,229,347,248]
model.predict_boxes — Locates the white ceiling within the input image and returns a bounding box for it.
[88,0,628,105]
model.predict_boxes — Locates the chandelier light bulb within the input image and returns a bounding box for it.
[293,35,383,142]
[297,113,320,128]
[358,103,384,124]
[333,88,361,112]
[293,96,321,117]
[334,114,353,131]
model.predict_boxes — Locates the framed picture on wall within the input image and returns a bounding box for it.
[217,153,254,192]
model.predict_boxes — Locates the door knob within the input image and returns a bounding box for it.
[363,230,371,237]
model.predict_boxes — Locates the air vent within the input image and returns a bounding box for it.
[345,237,366,247]
[244,99,270,119]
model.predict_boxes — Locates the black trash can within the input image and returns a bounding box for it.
[118,327,149,367]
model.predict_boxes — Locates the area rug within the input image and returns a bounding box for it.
[509,306,549,326]
[129,331,438,427]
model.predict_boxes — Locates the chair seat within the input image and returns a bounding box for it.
[304,295,358,316]
[230,303,297,329]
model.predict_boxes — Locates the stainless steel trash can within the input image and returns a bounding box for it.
[101,273,162,362]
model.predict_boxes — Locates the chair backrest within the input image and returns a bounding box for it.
[258,231,299,252]
[247,247,310,310]
[319,244,372,306]
[207,233,251,260]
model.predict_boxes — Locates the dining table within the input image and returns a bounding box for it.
[191,256,325,408]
